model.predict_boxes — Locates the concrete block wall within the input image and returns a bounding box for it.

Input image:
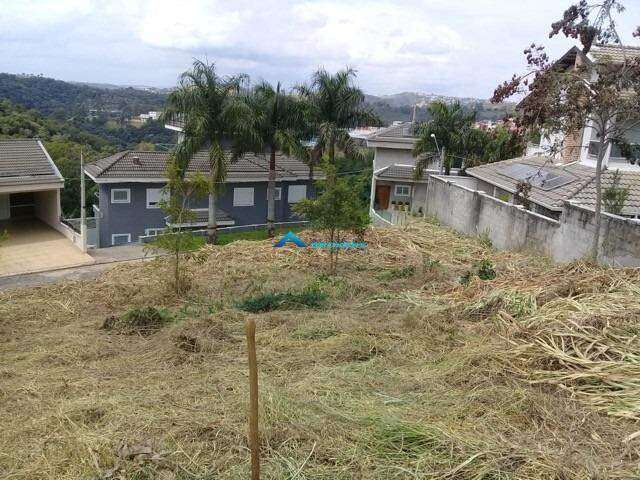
[425,175,640,267]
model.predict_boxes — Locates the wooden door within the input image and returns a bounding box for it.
[375,185,391,210]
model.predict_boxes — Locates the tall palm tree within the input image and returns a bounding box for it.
[244,82,307,237]
[413,101,476,177]
[297,68,379,181]
[164,60,255,244]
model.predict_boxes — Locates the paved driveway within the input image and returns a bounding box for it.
[0,219,94,277]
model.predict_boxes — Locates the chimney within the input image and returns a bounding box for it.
[132,155,141,167]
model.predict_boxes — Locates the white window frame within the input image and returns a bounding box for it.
[394,185,411,197]
[288,185,307,204]
[233,187,255,207]
[144,228,165,237]
[111,188,131,204]
[111,233,131,245]
[146,188,167,209]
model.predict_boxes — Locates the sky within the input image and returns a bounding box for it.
[1,0,639,98]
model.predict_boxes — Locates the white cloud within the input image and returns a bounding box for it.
[0,0,639,96]
[0,0,91,34]
[135,0,244,50]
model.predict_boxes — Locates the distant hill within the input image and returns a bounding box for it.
[0,73,167,118]
[365,92,516,125]
[0,73,175,148]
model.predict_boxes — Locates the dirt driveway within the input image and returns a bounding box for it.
[0,219,94,277]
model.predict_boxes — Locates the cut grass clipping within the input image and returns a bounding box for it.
[102,306,172,334]
[236,286,327,313]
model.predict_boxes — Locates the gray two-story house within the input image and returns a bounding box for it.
[84,150,318,247]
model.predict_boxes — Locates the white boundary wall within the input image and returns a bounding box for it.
[425,175,640,267]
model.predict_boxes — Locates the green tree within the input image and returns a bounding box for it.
[146,161,209,294]
[603,170,629,215]
[164,60,256,244]
[413,101,476,176]
[294,162,369,274]
[243,82,307,237]
[297,68,379,180]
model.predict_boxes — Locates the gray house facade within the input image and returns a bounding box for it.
[85,150,319,247]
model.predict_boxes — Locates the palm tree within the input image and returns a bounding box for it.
[164,60,255,244]
[244,82,307,237]
[413,101,476,177]
[297,68,379,180]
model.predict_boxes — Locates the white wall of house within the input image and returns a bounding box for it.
[578,121,640,171]
[34,189,62,228]
[373,147,416,170]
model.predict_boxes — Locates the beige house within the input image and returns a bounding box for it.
[366,122,440,222]
[527,45,640,172]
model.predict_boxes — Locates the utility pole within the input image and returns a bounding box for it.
[80,148,87,253]
[439,147,445,175]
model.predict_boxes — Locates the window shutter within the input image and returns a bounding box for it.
[288,185,307,203]
[233,187,255,206]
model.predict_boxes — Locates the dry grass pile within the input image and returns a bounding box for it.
[1,219,640,479]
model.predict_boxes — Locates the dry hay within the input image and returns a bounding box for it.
[1,219,640,479]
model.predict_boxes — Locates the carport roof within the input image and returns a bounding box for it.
[0,139,64,187]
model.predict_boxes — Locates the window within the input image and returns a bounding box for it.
[111,188,130,204]
[395,185,411,196]
[233,187,254,206]
[146,188,168,209]
[111,233,131,246]
[144,228,165,237]
[273,187,282,201]
[288,185,307,203]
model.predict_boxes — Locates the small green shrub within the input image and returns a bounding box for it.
[422,256,441,271]
[102,307,173,334]
[477,259,496,280]
[236,286,328,313]
[377,265,416,281]
[460,260,496,285]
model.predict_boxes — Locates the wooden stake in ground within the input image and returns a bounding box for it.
[245,318,260,480]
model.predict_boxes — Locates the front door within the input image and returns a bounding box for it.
[375,185,391,210]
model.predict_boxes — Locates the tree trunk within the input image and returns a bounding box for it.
[590,139,607,261]
[267,148,276,238]
[207,189,218,245]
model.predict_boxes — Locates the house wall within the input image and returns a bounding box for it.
[424,176,640,266]
[96,180,314,247]
[374,147,416,170]
[33,189,61,229]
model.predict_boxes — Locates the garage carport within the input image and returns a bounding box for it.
[0,139,93,276]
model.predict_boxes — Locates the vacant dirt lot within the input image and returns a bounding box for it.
[1,220,639,479]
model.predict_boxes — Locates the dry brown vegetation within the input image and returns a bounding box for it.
[1,219,640,479]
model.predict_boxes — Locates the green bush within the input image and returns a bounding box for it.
[102,306,172,334]
[236,286,328,313]
[477,259,496,280]
[377,265,416,281]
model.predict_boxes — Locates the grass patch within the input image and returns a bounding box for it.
[376,265,416,281]
[102,306,173,334]
[236,285,328,313]
[291,324,338,340]
[216,226,303,246]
